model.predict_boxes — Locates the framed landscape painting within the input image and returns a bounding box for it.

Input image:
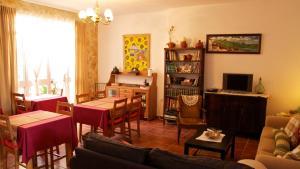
[123,34,150,72]
[206,34,262,54]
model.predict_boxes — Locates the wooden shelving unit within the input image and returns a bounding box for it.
[163,48,205,124]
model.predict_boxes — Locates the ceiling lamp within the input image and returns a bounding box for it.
[78,0,113,25]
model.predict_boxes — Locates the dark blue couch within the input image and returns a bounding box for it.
[70,133,252,169]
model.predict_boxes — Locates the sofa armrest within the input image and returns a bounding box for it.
[265,116,290,129]
[256,154,300,169]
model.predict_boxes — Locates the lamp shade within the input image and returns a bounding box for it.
[104,9,113,21]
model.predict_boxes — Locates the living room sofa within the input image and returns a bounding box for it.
[255,116,300,169]
[70,133,252,169]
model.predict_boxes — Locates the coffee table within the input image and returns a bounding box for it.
[184,127,235,160]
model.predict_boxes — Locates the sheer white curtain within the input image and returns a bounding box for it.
[15,12,75,102]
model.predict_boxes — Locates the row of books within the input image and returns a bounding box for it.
[166,62,201,73]
[165,88,200,97]
[165,51,202,61]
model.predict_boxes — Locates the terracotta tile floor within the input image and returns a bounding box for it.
[8,119,259,168]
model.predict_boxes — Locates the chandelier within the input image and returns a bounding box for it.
[78,0,113,25]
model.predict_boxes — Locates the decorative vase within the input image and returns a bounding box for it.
[255,77,265,94]
[112,66,120,74]
[195,40,203,48]
[167,42,176,48]
[180,41,187,48]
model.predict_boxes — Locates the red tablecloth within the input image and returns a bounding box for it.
[73,97,130,136]
[10,111,78,163]
[73,104,109,135]
[28,95,68,112]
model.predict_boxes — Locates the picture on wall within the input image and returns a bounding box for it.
[123,34,150,72]
[206,34,262,54]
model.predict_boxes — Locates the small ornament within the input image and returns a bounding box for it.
[255,77,265,94]
[195,40,203,48]
[112,66,120,74]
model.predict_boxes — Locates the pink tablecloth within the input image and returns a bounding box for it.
[73,104,109,135]
[29,95,68,112]
[10,111,78,163]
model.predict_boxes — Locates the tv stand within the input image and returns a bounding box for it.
[204,91,268,136]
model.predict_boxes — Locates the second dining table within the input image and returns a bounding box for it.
[26,94,68,112]
[73,97,131,136]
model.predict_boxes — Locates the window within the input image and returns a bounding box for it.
[15,12,75,102]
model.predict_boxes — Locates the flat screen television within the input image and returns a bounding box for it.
[223,73,253,92]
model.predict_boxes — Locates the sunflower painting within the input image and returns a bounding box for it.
[123,34,150,72]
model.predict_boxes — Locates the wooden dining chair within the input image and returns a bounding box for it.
[0,114,19,169]
[93,83,107,100]
[126,95,142,139]
[76,93,91,104]
[92,90,106,100]
[12,92,29,114]
[56,101,74,116]
[76,93,92,142]
[109,98,128,138]
[48,101,74,169]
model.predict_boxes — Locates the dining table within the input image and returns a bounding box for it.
[26,94,68,112]
[73,97,131,136]
[1,110,78,169]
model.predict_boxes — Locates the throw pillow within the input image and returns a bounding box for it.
[284,115,300,148]
[83,133,151,164]
[273,129,290,156]
[283,144,300,160]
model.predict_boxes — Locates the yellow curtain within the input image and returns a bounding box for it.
[75,21,98,97]
[0,5,17,115]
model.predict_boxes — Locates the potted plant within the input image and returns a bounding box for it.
[167,26,176,48]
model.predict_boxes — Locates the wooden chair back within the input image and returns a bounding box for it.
[178,95,203,118]
[129,95,142,115]
[56,101,74,116]
[76,93,91,104]
[93,90,106,100]
[110,98,128,122]
[0,114,17,147]
[94,83,106,100]
[12,92,28,113]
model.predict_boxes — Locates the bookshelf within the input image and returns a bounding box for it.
[163,48,205,124]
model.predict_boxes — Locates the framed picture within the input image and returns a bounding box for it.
[206,34,262,54]
[123,34,150,72]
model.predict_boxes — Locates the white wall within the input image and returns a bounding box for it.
[99,0,300,116]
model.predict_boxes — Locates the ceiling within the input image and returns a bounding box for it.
[24,0,239,15]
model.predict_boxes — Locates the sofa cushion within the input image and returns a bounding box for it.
[273,129,290,156]
[283,144,300,160]
[83,133,151,164]
[284,115,300,148]
[71,148,155,169]
[257,137,275,153]
[147,148,252,169]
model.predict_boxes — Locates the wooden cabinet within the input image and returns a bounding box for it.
[163,48,205,124]
[205,92,268,136]
[106,72,157,120]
